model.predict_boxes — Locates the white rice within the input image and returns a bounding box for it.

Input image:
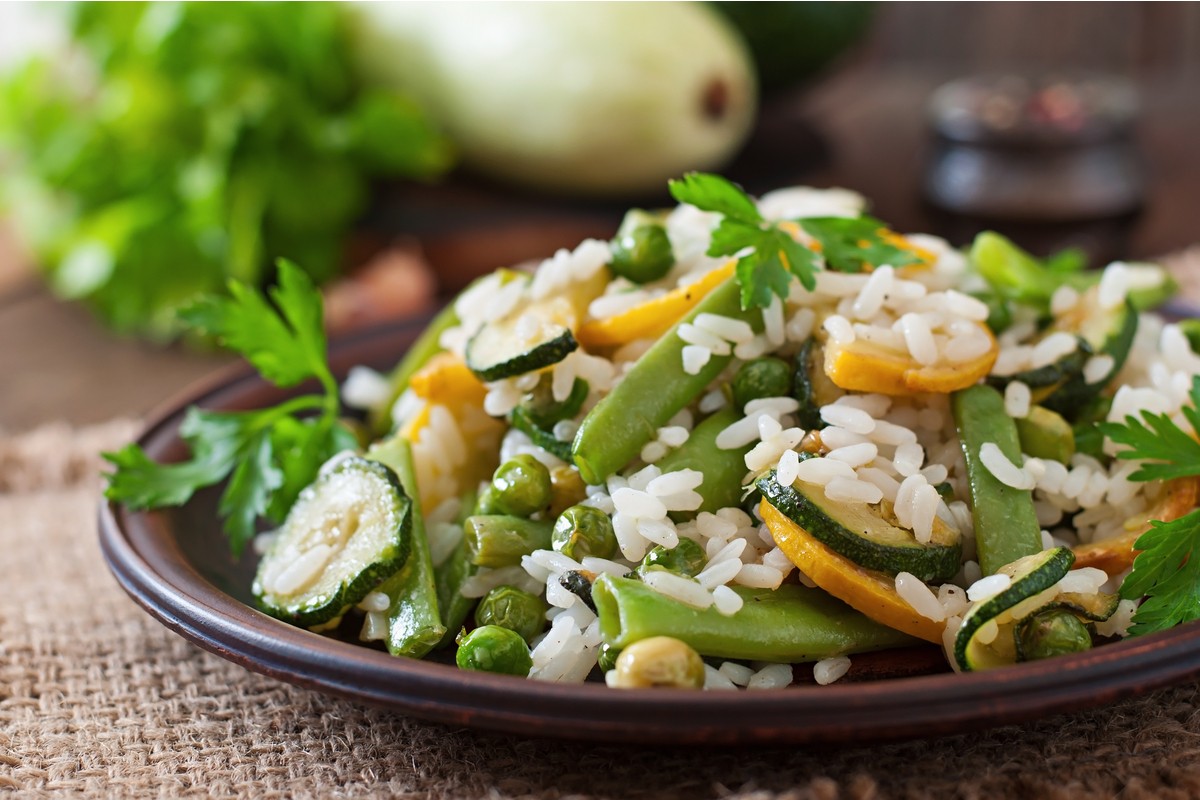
[813,656,852,686]
[896,572,946,621]
[1003,381,1032,418]
[967,573,1012,603]
[747,663,794,690]
[979,442,1035,490]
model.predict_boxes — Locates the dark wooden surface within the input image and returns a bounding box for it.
[3,3,1200,431]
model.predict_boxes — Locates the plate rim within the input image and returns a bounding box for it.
[98,319,1200,746]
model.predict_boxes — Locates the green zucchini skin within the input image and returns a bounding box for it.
[792,338,841,431]
[1041,300,1137,418]
[954,547,1074,672]
[756,470,962,583]
[508,405,574,462]
[253,457,412,629]
[467,327,578,382]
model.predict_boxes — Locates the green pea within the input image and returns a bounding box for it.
[491,455,552,517]
[611,636,705,689]
[637,538,707,579]
[474,585,548,644]
[732,357,793,411]
[1015,607,1093,662]
[609,209,674,284]
[597,642,621,672]
[455,625,534,676]
[552,505,617,561]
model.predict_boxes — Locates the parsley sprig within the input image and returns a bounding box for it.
[103,260,358,557]
[667,172,922,310]
[1099,375,1200,635]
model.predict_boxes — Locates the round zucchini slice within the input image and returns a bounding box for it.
[466,295,579,382]
[757,470,962,583]
[953,547,1075,672]
[253,456,412,628]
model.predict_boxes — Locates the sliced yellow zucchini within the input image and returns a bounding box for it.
[760,499,945,644]
[758,470,962,583]
[576,261,734,348]
[823,322,998,396]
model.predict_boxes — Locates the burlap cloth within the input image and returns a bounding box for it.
[4,421,1200,799]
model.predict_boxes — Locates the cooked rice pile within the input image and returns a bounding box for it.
[354,186,1189,688]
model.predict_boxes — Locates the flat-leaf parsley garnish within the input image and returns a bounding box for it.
[103,260,358,557]
[668,172,922,310]
[1100,375,1200,634]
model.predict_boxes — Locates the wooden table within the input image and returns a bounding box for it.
[3,65,1198,432]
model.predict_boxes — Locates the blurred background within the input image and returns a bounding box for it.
[1,2,1198,431]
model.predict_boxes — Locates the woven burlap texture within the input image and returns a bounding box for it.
[4,420,1200,800]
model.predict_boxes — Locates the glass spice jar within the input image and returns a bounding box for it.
[923,74,1145,264]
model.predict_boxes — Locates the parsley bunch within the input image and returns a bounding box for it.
[1,3,451,340]
[103,261,358,557]
[1100,375,1200,635]
[667,173,922,309]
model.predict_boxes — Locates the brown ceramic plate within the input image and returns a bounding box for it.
[99,318,1200,746]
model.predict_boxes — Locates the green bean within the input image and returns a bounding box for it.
[609,209,674,284]
[474,585,548,644]
[636,538,707,579]
[455,625,533,676]
[1015,607,1093,662]
[434,542,476,648]
[490,455,552,517]
[592,575,916,662]
[952,385,1043,576]
[653,406,752,515]
[365,436,446,658]
[433,489,484,649]
[368,301,459,436]
[732,357,792,411]
[572,277,761,486]
[463,515,554,568]
[552,505,617,561]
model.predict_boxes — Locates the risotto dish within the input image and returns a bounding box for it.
[111,174,1200,690]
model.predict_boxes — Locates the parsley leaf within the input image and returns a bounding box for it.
[669,173,818,309]
[1120,510,1200,635]
[103,260,353,557]
[668,172,926,310]
[668,172,762,224]
[1099,374,1200,634]
[799,217,924,273]
[181,259,334,394]
[1099,375,1200,482]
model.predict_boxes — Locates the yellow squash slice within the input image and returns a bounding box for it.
[409,352,487,409]
[1072,476,1200,575]
[576,261,735,348]
[760,499,944,643]
[823,322,998,396]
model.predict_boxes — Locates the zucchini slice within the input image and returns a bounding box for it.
[991,290,1137,418]
[793,337,843,430]
[757,470,962,583]
[508,405,573,462]
[953,547,1074,672]
[466,295,579,382]
[253,456,411,628]
[505,375,588,461]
